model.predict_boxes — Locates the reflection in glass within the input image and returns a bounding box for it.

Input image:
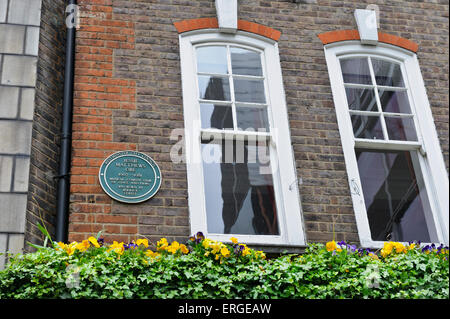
[202,140,279,235]
[198,76,231,101]
[200,103,233,130]
[234,79,266,103]
[371,58,405,87]
[196,46,228,74]
[230,47,263,76]
[345,87,377,112]
[385,117,417,141]
[236,106,269,131]
[355,149,437,242]
[378,90,412,114]
[351,115,384,140]
[340,58,372,85]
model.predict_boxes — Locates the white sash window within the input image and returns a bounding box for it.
[177,31,305,246]
[324,42,449,247]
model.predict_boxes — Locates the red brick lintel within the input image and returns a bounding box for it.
[173,18,282,42]
[317,29,419,53]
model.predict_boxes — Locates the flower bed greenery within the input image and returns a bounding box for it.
[0,231,448,299]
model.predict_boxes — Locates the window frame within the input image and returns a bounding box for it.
[178,30,306,246]
[323,41,449,248]
[195,42,271,133]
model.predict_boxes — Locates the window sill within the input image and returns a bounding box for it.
[246,243,307,255]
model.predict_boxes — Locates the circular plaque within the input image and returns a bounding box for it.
[99,151,162,203]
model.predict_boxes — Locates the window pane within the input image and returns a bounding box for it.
[200,103,233,130]
[351,115,384,140]
[234,79,266,103]
[371,58,405,87]
[345,87,377,112]
[198,76,231,101]
[201,140,279,235]
[385,116,418,141]
[340,58,372,85]
[230,47,263,76]
[378,90,412,114]
[236,106,269,131]
[196,46,228,74]
[355,149,438,242]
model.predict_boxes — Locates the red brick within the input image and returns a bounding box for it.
[317,29,419,53]
[96,215,132,224]
[174,18,282,42]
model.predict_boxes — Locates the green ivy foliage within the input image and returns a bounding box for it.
[0,235,448,299]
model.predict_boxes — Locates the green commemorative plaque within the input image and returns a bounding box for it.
[99,151,162,203]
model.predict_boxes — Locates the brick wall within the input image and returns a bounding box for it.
[68,0,138,243]
[68,0,449,246]
[24,0,67,251]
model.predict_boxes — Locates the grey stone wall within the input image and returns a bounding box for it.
[0,0,42,268]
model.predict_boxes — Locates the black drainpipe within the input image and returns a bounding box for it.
[56,0,77,242]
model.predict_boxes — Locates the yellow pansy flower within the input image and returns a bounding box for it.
[393,242,406,253]
[136,238,149,248]
[66,246,76,256]
[381,242,407,257]
[220,247,230,257]
[56,242,66,250]
[145,249,159,258]
[256,251,266,260]
[108,241,124,255]
[242,247,251,257]
[180,244,189,254]
[210,242,222,254]
[202,238,215,249]
[157,238,168,250]
[65,242,77,256]
[88,236,100,248]
[384,242,394,253]
[326,241,337,252]
[65,241,78,256]
[167,241,180,254]
[230,237,238,244]
[381,242,394,258]
[75,240,90,252]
